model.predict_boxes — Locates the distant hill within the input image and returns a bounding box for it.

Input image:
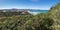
[0,9,48,15]
[0,9,31,17]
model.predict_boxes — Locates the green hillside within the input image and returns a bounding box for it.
[47,3,60,30]
[0,3,60,30]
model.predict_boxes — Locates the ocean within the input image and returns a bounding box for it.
[28,10,48,15]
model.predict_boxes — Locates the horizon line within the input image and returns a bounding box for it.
[0,8,49,10]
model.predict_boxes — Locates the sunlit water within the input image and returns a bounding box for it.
[28,10,48,15]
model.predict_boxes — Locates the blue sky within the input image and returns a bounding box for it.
[0,0,60,10]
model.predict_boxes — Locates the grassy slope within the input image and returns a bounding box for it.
[47,3,60,30]
[0,3,60,30]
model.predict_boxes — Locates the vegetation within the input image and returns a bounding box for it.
[0,3,60,30]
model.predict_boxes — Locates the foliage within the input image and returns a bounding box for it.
[0,3,60,30]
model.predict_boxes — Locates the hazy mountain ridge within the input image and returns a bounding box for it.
[0,9,47,12]
[0,9,48,16]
